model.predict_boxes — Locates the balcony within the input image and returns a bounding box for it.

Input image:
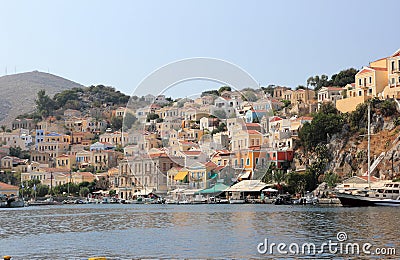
[392,68,400,74]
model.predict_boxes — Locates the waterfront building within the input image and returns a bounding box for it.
[0,181,19,196]
[317,86,344,109]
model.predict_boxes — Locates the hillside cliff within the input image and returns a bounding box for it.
[0,71,83,127]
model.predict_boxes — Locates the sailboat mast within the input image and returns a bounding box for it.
[367,103,371,189]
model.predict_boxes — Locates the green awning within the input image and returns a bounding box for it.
[199,183,229,195]
[209,173,218,179]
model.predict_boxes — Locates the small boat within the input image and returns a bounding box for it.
[192,194,207,204]
[0,197,26,208]
[274,194,292,205]
[217,198,229,204]
[29,197,61,206]
[229,198,246,204]
[9,198,25,207]
[178,199,191,205]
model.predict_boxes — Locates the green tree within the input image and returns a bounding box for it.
[201,90,219,97]
[124,112,137,130]
[33,184,49,197]
[281,100,291,108]
[307,75,330,92]
[9,147,22,157]
[146,113,159,122]
[242,91,257,102]
[218,86,231,95]
[307,144,330,190]
[35,90,56,118]
[79,187,90,197]
[332,68,358,87]
[324,171,340,188]
[298,103,344,150]
[217,122,227,132]
[110,116,123,131]
[213,109,227,119]
[379,100,397,117]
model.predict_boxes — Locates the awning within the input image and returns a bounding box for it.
[199,183,229,195]
[238,170,251,180]
[225,180,268,192]
[169,188,186,194]
[133,190,152,196]
[263,188,278,192]
[183,189,202,195]
[174,170,188,181]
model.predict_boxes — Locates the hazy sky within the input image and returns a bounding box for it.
[1,1,399,97]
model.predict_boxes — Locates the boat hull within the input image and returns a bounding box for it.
[337,193,400,207]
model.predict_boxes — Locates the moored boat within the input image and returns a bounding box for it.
[336,183,400,207]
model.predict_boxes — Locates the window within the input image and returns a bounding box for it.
[246,158,250,165]
[369,88,372,94]
[359,78,362,86]
[359,90,362,96]
[369,77,372,84]
[392,78,395,84]
[392,61,395,71]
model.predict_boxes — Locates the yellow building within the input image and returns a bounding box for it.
[55,154,76,169]
[71,171,95,184]
[291,89,315,106]
[336,57,388,113]
[383,49,400,98]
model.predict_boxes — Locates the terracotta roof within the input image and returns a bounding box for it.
[247,130,262,135]
[390,49,400,57]
[205,161,218,169]
[0,181,19,190]
[215,165,226,171]
[270,116,283,122]
[150,153,169,158]
[182,151,202,155]
[245,123,261,127]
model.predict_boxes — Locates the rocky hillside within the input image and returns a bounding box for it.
[327,114,400,180]
[0,71,83,127]
[293,101,400,183]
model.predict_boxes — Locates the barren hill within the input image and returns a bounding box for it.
[0,71,83,127]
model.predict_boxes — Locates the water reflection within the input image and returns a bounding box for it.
[0,205,398,259]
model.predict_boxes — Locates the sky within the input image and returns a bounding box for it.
[1,0,400,98]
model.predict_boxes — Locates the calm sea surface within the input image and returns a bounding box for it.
[0,204,399,259]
